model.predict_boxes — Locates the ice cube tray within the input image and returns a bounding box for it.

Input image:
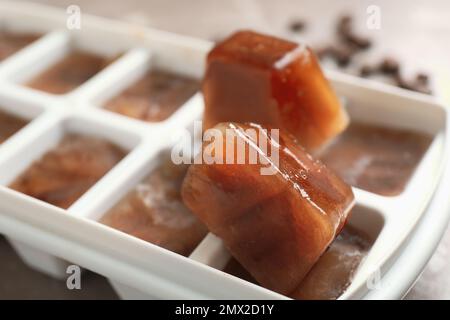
[0,0,448,299]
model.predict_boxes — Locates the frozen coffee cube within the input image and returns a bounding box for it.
[203,30,348,151]
[319,122,432,196]
[104,70,199,122]
[291,224,371,300]
[224,223,371,300]
[101,156,207,256]
[0,31,40,61]
[10,134,126,209]
[181,122,354,294]
[26,51,118,94]
[0,109,28,144]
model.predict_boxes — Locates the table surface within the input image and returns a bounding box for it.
[2,0,450,299]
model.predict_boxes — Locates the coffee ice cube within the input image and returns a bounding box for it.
[319,122,432,196]
[26,51,118,94]
[0,109,27,144]
[104,70,199,122]
[0,31,40,61]
[203,30,348,150]
[181,122,354,294]
[101,155,207,256]
[291,224,371,300]
[10,134,126,209]
[223,222,371,300]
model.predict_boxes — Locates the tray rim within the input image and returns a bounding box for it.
[0,0,448,300]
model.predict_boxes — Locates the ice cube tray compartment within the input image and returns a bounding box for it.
[80,48,153,108]
[83,47,204,130]
[0,90,45,148]
[5,32,132,97]
[0,106,144,278]
[0,1,448,299]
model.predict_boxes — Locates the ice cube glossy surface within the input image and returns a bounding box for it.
[319,122,432,196]
[203,30,348,150]
[10,134,126,209]
[26,51,116,94]
[100,156,207,256]
[104,70,199,122]
[0,109,28,144]
[0,31,40,61]
[182,122,354,294]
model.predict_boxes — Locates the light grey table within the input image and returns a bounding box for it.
[2,0,450,299]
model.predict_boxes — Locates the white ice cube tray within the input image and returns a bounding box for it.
[0,1,449,300]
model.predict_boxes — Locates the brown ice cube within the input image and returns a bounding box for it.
[0,31,40,61]
[291,224,371,300]
[182,122,354,294]
[203,30,348,151]
[223,223,371,300]
[319,122,432,196]
[26,51,117,94]
[104,70,199,122]
[100,156,207,256]
[0,110,28,144]
[223,258,257,284]
[10,134,126,209]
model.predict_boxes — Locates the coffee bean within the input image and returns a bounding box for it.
[313,14,432,95]
[359,64,375,77]
[394,74,432,94]
[416,73,429,85]
[289,19,306,33]
[336,14,371,51]
[315,45,353,67]
[379,58,400,75]
[337,15,353,35]
[347,35,372,50]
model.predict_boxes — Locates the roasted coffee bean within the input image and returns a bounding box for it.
[316,45,353,67]
[333,46,354,67]
[316,14,432,95]
[337,15,352,35]
[379,58,400,75]
[416,73,429,85]
[395,74,432,94]
[337,15,371,51]
[289,19,306,33]
[359,64,375,77]
[347,35,372,50]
